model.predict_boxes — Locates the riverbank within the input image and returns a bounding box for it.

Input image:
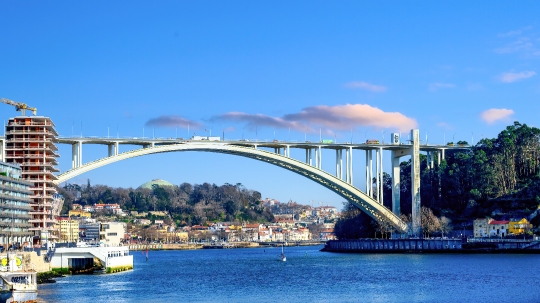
[37,271,64,284]
[322,239,540,253]
[129,241,325,251]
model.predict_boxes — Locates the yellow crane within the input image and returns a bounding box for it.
[0,98,37,116]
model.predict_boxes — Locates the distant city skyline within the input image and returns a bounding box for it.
[2,2,539,208]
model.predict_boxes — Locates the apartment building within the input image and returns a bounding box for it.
[4,116,61,245]
[0,161,34,245]
[56,216,79,242]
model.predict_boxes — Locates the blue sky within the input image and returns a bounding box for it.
[1,2,539,209]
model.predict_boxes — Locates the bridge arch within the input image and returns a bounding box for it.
[54,143,408,233]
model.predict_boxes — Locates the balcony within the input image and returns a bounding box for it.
[0,221,33,228]
[28,218,55,223]
[0,193,33,203]
[7,137,53,142]
[0,213,31,220]
[0,183,33,194]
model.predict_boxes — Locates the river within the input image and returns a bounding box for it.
[38,245,540,302]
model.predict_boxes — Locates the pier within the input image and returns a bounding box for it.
[322,239,540,253]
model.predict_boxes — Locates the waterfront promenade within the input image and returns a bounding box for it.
[128,241,325,251]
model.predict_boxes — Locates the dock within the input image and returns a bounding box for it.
[322,238,540,253]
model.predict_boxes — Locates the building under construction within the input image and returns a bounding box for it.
[3,116,62,245]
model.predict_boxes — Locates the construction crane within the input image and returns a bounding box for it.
[0,98,37,116]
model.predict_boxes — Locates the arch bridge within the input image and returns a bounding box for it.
[0,128,467,235]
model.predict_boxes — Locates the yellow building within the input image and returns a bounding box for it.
[509,218,532,235]
[69,209,92,218]
[58,218,79,242]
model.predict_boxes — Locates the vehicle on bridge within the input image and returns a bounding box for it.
[366,139,380,144]
[321,139,333,144]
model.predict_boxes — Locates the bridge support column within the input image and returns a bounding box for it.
[72,144,78,168]
[379,147,383,204]
[335,150,338,176]
[391,150,401,216]
[114,142,119,155]
[345,148,349,183]
[108,145,113,157]
[437,150,441,166]
[365,150,369,196]
[411,129,421,237]
[442,148,445,160]
[318,146,322,169]
[349,147,353,185]
[367,150,373,198]
[286,145,290,158]
[77,141,83,168]
[375,148,380,203]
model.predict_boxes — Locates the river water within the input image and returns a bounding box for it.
[38,245,540,303]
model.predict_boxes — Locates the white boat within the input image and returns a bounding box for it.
[280,244,286,262]
[0,253,37,303]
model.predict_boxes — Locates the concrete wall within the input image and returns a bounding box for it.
[323,239,462,252]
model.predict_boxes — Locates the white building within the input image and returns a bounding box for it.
[100,222,125,246]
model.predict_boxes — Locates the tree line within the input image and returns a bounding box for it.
[336,121,540,239]
[59,181,274,226]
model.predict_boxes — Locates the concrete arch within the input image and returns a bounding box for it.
[54,143,408,233]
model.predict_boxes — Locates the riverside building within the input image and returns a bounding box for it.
[4,116,61,246]
[0,161,34,245]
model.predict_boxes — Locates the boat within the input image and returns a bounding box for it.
[280,243,286,262]
[0,253,37,303]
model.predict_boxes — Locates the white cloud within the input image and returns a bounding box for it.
[494,27,539,56]
[499,71,536,83]
[343,81,387,92]
[429,83,456,91]
[213,104,418,133]
[145,115,204,129]
[480,108,515,124]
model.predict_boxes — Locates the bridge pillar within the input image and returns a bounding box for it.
[391,150,401,216]
[366,150,373,197]
[318,146,322,169]
[286,145,290,158]
[108,145,114,157]
[75,141,83,168]
[411,129,421,237]
[339,149,343,180]
[437,150,441,166]
[72,144,78,168]
[379,147,383,204]
[114,142,119,155]
[349,147,353,185]
[365,150,369,195]
[375,148,380,203]
[345,148,349,183]
[335,149,340,178]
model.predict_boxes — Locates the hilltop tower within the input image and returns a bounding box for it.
[4,116,61,245]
